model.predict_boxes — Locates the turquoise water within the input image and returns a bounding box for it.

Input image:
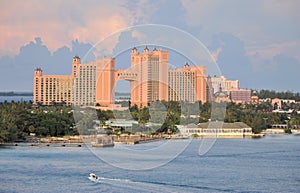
[1,135,299,192]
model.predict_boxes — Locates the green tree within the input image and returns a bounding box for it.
[28,125,35,133]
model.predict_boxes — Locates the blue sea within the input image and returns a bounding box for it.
[1,135,299,193]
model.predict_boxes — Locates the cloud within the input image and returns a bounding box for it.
[0,0,299,92]
[181,0,300,59]
[209,33,251,77]
[211,48,222,63]
[0,0,135,56]
[246,40,300,62]
[181,0,300,91]
[260,0,300,20]
[0,37,95,91]
[252,53,300,92]
[181,0,219,27]
[181,0,300,36]
[209,32,300,91]
[125,0,159,24]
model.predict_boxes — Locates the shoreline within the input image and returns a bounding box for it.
[2,133,298,148]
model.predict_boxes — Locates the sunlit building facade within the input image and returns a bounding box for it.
[34,48,207,107]
[34,56,116,106]
[207,75,252,103]
[127,47,169,107]
[33,68,72,105]
[168,63,206,103]
[72,56,97,106]
[210,75,239,94]
[73,56,116,106]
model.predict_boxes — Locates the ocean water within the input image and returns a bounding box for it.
[0,96,33,102]
[1,135,299,193]
[0,93,127,103]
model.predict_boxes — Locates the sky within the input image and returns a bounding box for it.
[0,0,299,92]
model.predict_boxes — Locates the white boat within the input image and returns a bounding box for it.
[88,173,100,182]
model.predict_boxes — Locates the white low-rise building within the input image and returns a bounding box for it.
[178,122,252,138]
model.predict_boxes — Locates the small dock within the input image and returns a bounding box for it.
[1,143,85,147]
[113,134,164,145]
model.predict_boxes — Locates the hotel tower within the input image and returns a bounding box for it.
[126,47,169,107]
[34,48,207,107]
[168,63,206,103]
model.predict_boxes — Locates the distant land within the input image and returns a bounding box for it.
[1,90,299,101]
[0,91,33,96]
[115,92,130,96]
[0,91,130,97]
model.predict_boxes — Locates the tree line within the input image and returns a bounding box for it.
[256,89,300,101]
[0,101,76,143]
[1,99,300,143]
[97,100,300,134]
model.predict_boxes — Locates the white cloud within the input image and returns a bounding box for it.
[126,0,160,24]
[181,0,220,27]
[181,0,300,63]
[246,40,300,61]
[211,48,222,62]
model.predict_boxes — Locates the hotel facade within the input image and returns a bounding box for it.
[206,75,252,103]
[168,63,206,103]
[34,48,207,107]
[33,68,73,106]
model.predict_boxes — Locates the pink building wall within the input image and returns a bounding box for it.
[34,48,207,107]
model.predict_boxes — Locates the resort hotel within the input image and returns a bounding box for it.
[34,47,208,108]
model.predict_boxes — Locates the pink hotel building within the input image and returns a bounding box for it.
[34,47,207,107]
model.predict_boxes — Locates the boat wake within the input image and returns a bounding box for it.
[88,174,233,192]
[88,173,132,184]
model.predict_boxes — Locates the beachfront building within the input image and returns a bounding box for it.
[73,56,117,106]
[34,56,115,106]
[206,75,252,103]
[104,120,138,132]
[168,63,206,103]
[210,75,239,94]
[178,122,253,138]
[72,56,97,106]
[34,47,208,107]
[125,47,169,107]
[33,67,73,105]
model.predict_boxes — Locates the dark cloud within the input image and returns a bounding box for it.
[113,31,140,56]
[209,33,300,92]
[248,53,300,92]
[17,37,51,69]
[210,32,252,87]
[0,34,299,92]
[0,37,95,91]
[71,40,95,63]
